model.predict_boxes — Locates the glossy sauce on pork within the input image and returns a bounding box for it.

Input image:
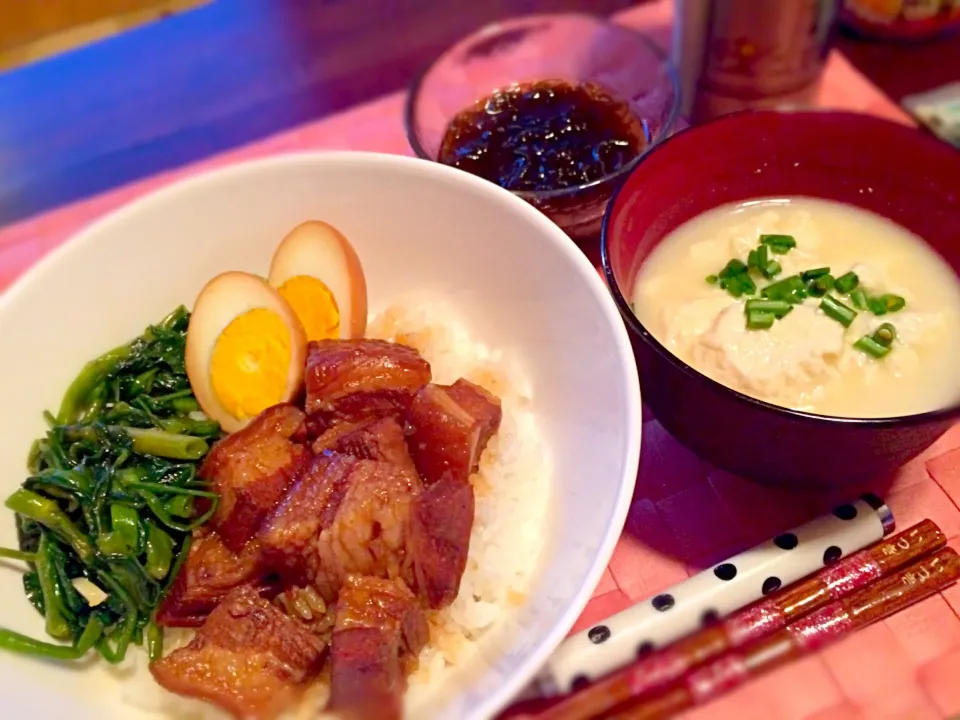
[153,338,503,719]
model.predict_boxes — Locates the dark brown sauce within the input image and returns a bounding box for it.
[437,79,649,194]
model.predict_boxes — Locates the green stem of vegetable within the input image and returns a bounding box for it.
[160,534,192,596]
[110,504,142,555]
[96,613,136,665]
[56,343,134,425]
[5,489,95,564]
[145,521,174,581]
[124,427,208,460]
[35,534,71,640]
[147,621,164,663]
[97,531,134,558]
[141,491,218,532]
[119,479,217,500]
[0,615,104,661]
[0,547,37,563]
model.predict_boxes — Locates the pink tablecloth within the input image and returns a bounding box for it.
[3,2,960,719]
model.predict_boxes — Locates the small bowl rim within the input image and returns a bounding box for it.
[402,11,681,201]
[600,108,960,429]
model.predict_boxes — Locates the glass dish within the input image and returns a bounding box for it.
[405,13,680,242]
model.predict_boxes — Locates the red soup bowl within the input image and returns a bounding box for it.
[601,110,960,489]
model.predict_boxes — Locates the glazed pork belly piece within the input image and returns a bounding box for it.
[406,473,475,608]
[328,576,428,720]
[258,453,359,584]
[304,339,431,424]
[199,403,310,552]
[407,378,502,485]
[308,459,423,602]
[151,586,326,720]
[258,453,473,610]
[311,415,418,475]
[155,529,265,627]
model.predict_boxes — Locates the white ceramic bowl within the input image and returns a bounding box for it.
[0,152,641,720]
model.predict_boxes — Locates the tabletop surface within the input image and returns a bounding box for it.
[0,0,957,228]
[2,2,960,720]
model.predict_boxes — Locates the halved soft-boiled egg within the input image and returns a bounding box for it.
[186,271,306,433]
[267,221,367,342]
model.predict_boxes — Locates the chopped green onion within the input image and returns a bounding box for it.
[706,274,718,285]
[850,288,868,310]
[874,323,897,347]
[745,299,793,318]
[712,258,757,298]
[806,274,835,298]
[762,260,782,279]
[867,297,887,316]
[820,295,858,327]
[801,267,831,282]
[760,234,797,254]
[867,293,907,316]
[719,259,748,278]
[746,310,775,330]
[747,244,769,272]
[762,275,807,304]
[834,272,860,294]
[854,335,891,359]
[881,294,906,313]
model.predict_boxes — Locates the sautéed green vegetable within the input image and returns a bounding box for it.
[0,306,219,663]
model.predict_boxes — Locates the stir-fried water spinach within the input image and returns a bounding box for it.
[0,306,220,664]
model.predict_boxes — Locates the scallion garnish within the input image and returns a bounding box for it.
[806,274,835,298]
[801,267,831,282]
[712,258,756,298]
[854,335,892,359]
[760,234,797,254]
[881,294,906,313]
[834,271,859,294]
[706,274,718,285]
[874,323,897,347]
[761,275,807,304]
[747,244,769,272]
[745,299,793,318]
[762,260,782,279]
[820,294,858,327]
[746,310,775,330]
[850,288,868,310]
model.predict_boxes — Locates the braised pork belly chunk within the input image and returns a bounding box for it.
[329,576,428,720]
[258,452,357,584]
[407,473,475,608]
[407,378,502,485]
[312,415,418,475]
[309,459,423,602]
[151,586,326,720]
[155,529,265,627]
[151,338,507,718]
[304,339,431,423]
[199,403,310,552]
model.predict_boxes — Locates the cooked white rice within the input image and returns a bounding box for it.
[120,302,551,719]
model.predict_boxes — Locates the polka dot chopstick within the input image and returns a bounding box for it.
[609,547,960,720]
[535,495,894,697]
[521,519,944,720]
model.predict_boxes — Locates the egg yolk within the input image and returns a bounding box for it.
[210,308,292,420]
[278,275,341,342]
